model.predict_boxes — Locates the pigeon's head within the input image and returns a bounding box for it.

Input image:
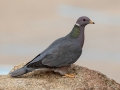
[76,16,95,26]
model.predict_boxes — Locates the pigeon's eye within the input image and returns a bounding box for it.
[83,19,86,21]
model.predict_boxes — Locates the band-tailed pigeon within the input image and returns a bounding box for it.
[9,16,94,77]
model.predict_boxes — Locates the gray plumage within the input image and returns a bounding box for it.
[9,16,94,77]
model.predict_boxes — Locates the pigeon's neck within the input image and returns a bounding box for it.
[69,25,85,47]
[70,25,80,38]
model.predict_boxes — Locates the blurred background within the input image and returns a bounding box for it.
[0,0,120,83]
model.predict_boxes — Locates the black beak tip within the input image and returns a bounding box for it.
[93,22,95,24]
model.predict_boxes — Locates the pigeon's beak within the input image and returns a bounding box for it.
[89,20,95,24]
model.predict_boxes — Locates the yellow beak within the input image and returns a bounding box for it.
[89,20,95,24]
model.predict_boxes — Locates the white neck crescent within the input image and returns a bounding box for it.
[75,23,80,26]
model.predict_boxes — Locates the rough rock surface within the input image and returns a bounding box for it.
[0,63,120,90]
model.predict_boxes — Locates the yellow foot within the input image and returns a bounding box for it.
[62,74,75,78]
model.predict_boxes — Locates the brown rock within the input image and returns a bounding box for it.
[0,63,120,90]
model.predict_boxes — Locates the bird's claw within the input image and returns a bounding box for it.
[62,74,75,78]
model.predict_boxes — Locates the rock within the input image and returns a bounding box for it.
[0,63,120,90]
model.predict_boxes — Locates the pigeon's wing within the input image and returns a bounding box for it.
[25,37,82,68]
[24,37,65,68]
[41,40,82,67]
[25,54,41,67]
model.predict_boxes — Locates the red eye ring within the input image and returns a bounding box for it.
[83,19,86,21]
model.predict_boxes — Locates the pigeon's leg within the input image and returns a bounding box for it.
[62,74,75,78]
[54,66,75,78]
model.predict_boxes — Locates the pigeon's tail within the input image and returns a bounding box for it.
[9,67,32,77]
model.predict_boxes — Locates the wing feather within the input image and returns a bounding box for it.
[24,37,82,68]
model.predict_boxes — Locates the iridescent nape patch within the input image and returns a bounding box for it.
[71,25,80,38]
